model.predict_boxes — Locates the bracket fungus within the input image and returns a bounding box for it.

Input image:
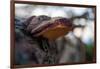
[25,15,73,40]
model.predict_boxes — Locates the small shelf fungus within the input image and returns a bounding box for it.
[25,15,73,40]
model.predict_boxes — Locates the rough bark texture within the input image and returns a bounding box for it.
[15,15,85,65]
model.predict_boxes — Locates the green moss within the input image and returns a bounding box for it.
[85,44,94,62]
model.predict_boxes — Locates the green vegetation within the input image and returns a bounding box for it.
[85,44,94,62]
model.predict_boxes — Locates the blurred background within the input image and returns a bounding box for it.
[15,3,95,64]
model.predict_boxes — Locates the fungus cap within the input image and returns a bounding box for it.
[33,17,73,40]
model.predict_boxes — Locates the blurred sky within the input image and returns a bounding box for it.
[15,4,89,18]
[15,4,95,45]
